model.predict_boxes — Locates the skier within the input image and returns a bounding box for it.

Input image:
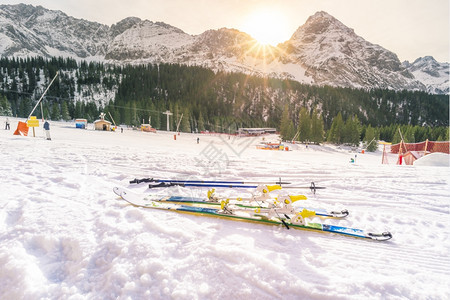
[197,137,200,144]
[43,120,51,140]
[5,117,10,130]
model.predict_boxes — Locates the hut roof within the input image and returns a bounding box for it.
[94,119,112,124]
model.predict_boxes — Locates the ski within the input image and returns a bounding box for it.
[114,190,348,218]
[113,187,391,241]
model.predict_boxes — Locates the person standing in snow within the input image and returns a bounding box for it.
[5,117,10,130]
[44,120,51,140]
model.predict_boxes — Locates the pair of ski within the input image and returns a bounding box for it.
[129,177,342,217]
[113,185,392,241]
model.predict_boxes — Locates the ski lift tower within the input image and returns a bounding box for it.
[163,110,173,131]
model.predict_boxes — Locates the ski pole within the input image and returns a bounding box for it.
[131,177,291,185]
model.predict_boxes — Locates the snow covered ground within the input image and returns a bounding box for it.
[1,117,449,299]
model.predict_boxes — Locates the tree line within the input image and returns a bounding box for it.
[278,107,448,152]
[0,56,448,146]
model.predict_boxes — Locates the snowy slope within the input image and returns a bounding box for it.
[1,118,449,299]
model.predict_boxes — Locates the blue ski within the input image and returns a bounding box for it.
[116,191,348,218]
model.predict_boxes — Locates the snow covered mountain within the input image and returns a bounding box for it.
[403,56,449,94]
[0,4,448,94]
[0,4,111,59]
[105,20,195,61]
[278,12,425,91]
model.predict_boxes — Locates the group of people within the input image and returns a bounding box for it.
[4,117,51,140]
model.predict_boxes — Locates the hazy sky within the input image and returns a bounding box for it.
[3,0,449,62]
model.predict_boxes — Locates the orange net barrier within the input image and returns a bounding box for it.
[391,140,449,154]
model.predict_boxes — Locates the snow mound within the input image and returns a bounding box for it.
[414,152,450,167]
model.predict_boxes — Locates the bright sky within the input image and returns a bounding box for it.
[2,0,449,62]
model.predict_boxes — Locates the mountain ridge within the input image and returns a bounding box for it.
[0,4,448,94]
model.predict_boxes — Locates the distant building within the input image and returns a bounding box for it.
[238,128,277,136]
[94,113,111,131]
[94,119,111,131]
[75,119,88,129]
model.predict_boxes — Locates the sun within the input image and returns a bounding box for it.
[241,9,291,46]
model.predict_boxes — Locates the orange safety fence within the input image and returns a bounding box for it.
[13,121,29,136]
[391,140,449,154]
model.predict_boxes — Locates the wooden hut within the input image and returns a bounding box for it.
[94,113,112,131]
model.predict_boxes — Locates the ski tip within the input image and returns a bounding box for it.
[368,231,393,241]
[113,187,126,198]
[328,209,349,218]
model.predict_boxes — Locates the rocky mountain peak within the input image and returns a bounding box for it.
[409,56,441,72]
[105,19,194,61]
[0,4,447,94]
[110,17,142,37]
[196,28,255,49]
[291,11,355,42]
[403,56,449,94]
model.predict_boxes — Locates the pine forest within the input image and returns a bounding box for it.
[0,56,448,147]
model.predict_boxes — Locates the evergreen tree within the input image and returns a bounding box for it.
[404,126,415,143]
[0,95,12,116]
[121,103,131,125]
[297,107,311,143]
[392,128,402,144]
[42,104,50,120]
[131,102,138,126]
[435,127,448,141]
[51,103,61,120]
[173,103,180,131]
[150,103,161,129]
[344,115,361,146]
[327,112,344,144]
[364,125,378,152]
[74,101,83,118]
[280,104,295,140]
[180,108,191,132]
[18,98,32,118]
[310,109,324,144]
[60,101,71,121]
[197,111,205,132]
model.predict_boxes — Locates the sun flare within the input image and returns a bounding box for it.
[241,9,290,46]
